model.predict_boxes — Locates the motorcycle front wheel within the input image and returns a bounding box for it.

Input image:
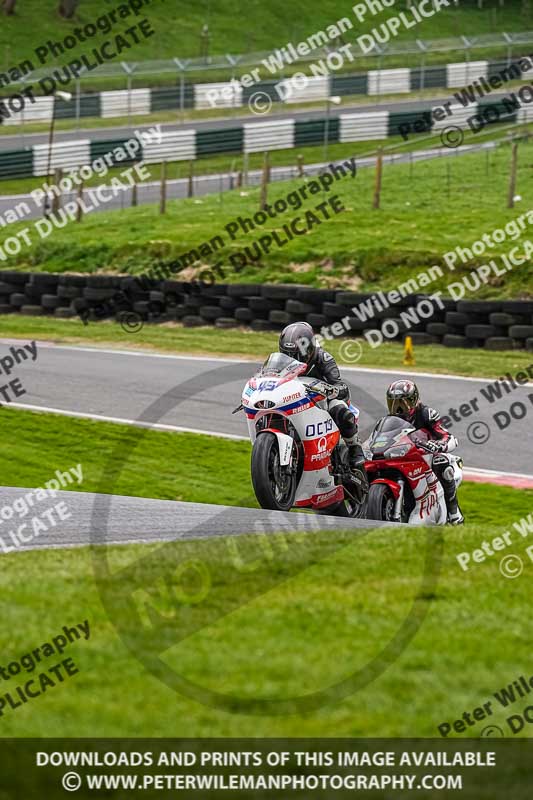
[366,483,396,521]
[251,432,297,511]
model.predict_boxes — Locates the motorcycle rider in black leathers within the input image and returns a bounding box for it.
[278,322,367,488]
[386,379,464,525]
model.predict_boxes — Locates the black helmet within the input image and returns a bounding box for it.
[279,321,317,364]
[386,379,420,420]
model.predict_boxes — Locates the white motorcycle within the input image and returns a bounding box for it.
[235,352,367,517]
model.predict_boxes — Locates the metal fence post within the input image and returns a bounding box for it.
[124,65,133,125]
[75,78,81,130]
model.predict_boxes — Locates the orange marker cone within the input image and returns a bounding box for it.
[403,335,415,366]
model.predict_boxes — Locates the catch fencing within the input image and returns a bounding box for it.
[2,47,533,127]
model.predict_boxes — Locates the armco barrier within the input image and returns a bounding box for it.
[0,97,523,180]
[1,52,532,126]
[0,271,531,352]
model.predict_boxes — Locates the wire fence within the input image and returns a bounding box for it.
[3,30,533,96]
[37,128,532,225]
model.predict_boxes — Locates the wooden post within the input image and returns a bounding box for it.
[297,154,304,177]
[507,141,518,209]
[260,151,270,211]
[188,160,194,197]
[160,160,167,215]
[76,180,84,222]
[236,170,243,188]
[131,175,138,207]
[372,148,383,209]
[243,152,249,187]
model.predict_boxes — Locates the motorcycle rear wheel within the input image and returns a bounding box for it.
[366,483,396,521]
[251,432,297,511]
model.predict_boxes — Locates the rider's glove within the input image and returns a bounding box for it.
[424,439,446,454]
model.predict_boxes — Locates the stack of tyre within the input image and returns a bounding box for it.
[439,299,533,351]
[0,272,169,323]
[0,271,532,352]
[176,283,332,332]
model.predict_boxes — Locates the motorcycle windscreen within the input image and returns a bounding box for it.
[368,415,414,455]
[259,352,307,378]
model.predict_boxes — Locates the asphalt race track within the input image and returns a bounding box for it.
[0,488,396,553]
[0,92,514,152]
[2,339,531,550]
[4,340,532,477]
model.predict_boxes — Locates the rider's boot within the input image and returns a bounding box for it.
[346,438,368,493]
[434,455,464,525]
[442,474,464,525]
[348,441,365,470]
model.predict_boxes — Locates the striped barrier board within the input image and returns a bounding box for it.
[0,98,525,179]
[1,55,532,126]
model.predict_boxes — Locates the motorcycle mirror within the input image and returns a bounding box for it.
[232,404,244,415]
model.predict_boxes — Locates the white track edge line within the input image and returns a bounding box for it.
[8,402,248,441]
[3,339,528,384]
[10,400,533,482]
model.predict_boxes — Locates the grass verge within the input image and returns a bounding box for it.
[1,406,530,523]
[1,135,532,297]
[0,404,530,738]
[0,517,531,738]
[1,315,532,378]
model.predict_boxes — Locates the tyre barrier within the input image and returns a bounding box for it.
[0,270,532,352]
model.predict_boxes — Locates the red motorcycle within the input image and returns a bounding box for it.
[363,416,463,525]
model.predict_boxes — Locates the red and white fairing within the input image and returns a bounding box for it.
[242,358,353,510]
[364,419,463,525]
